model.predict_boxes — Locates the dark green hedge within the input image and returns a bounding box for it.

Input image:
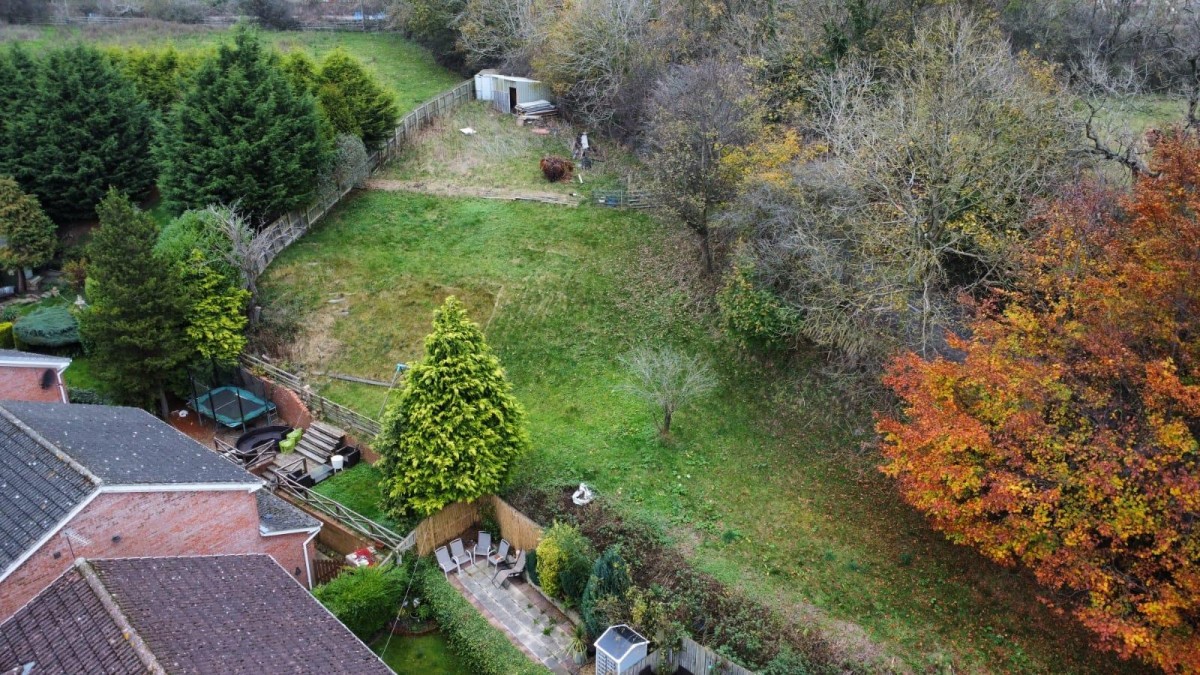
[415,562,550,675]
[314,564,408,640]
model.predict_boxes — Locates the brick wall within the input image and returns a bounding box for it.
[0,366,66,403]
[0,489,316,621]
[259,376,313,429]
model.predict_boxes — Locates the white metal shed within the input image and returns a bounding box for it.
[474,70,555,114]
[594,624,650,675]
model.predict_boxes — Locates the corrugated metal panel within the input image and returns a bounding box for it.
[474,73,495,102]
[474,73,555,113]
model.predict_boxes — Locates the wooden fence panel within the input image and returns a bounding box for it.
[486,495,543,552]
[314,559,351,585]
[414,501,481,555]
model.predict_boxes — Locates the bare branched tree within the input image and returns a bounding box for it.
[533,0,673,134]
[454,0,549,71]
[619,345,716,436]
[645,59,758,274]
[206,204,269,313]
[728,10,1078,364]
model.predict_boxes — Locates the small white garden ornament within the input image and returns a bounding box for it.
[572,483,595,506]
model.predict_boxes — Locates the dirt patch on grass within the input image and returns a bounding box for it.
[291,298,346,372]
[292,282,498,382]
[366,179,583,206]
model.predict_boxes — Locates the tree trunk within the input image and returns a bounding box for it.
[14,269,26,295]
[157,386,171,420]
[661,404,673,435]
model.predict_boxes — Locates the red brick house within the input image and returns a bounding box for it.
[0,555,391,674]
[0,349,69,403]
[0,401,322,621]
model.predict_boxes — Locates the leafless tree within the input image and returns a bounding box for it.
[206,204,269,313]
[619,345,716,436]
[533,0,674,134]
[728,11,1078,363]
[454,0,549,71]
[645,59,757,274]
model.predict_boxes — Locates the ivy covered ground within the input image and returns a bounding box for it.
[257,187,1148,674]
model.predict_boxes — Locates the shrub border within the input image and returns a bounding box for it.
[415,561,551,675]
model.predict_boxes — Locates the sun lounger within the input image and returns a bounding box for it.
[492,550,526,587]
[435,546,460,577]
[473,532,494,563]
[487,539,511,568]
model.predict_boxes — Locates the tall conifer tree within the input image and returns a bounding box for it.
[0,177,56,294]
[81,190,189,416]
[2,46,155,223]
[157,28,324,223]
[377,297,529,517]
[317,49,399,147]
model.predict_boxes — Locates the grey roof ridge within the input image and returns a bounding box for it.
[74,559,166,675]
[0,404,102,486]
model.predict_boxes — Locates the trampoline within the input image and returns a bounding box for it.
[189,386,277,429]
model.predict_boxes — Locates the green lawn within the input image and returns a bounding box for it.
[312,463,412,534]
[257,189,1150,673]
[0,24,460,113]
[372,633,470,675]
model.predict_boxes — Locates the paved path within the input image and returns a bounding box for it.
[449,560,579,673]
[365,179,583,207]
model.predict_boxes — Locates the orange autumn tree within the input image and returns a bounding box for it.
[878,133,1200,672]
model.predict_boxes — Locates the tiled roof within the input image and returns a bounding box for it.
[0,567,144,674]
[0,414,95,573]
[0,402,258,486]
[94,556,392,674]
[256,490,320,534]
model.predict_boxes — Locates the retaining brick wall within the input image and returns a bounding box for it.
[255,375,313,429]
[0,489,315,621]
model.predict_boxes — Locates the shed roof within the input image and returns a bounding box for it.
[595,624,649,662]
[255,490,320,535]
[0,555,392,675]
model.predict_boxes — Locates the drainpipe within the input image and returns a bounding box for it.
[302,529,320,589]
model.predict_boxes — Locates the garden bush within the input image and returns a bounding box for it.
[535,521,593,605]
[581,546,631,638]
[68,388,110,405]
[716,259,800,349]
[313,564,409,640]
[0,322,13,348]
[415,561,549,675]
[14,306,80,348]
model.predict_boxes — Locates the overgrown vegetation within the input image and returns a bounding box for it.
[880,135,1200,673]
[314,564,409,640]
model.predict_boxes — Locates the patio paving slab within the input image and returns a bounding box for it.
[448,559,580,674]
